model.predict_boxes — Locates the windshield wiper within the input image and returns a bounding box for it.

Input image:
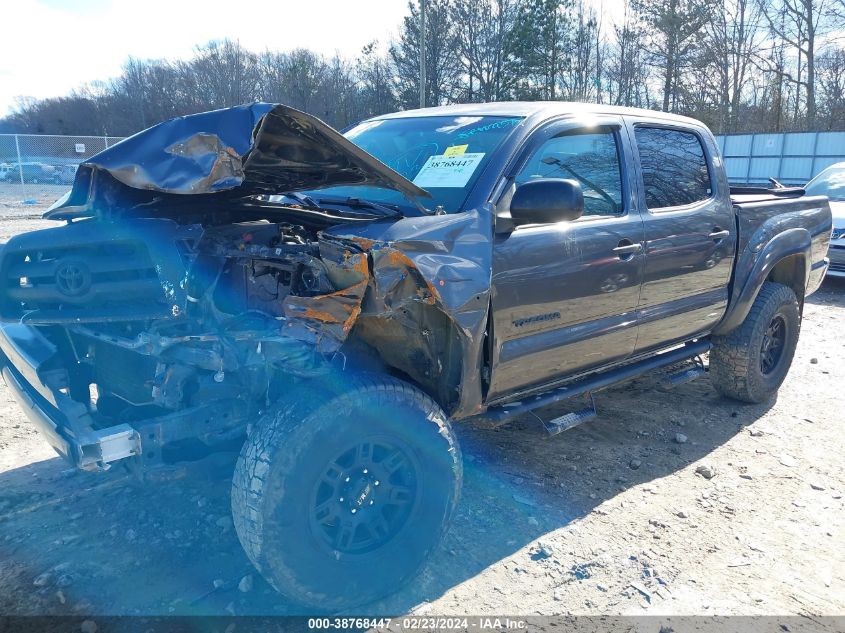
[277,191,321,208]
[317,196,404,219]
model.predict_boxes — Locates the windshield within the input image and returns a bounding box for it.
[805,165,845,201]
[300,115,523,214]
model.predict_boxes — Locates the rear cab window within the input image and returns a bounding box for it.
[633,126,712,210]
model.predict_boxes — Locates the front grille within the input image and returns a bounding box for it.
[828,244,845,269]
[0,222,187,323]
[2,241,164,321]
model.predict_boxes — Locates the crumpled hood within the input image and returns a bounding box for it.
[45,103,429,220]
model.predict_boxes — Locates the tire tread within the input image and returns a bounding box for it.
[710,281,800,403]
[230,373,461,608]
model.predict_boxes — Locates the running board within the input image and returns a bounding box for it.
[479,340,711,427]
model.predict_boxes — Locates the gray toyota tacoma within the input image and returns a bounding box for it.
[0,102,832,609]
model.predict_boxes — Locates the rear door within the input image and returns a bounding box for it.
[487,118,645,400]
[627,122,736,352]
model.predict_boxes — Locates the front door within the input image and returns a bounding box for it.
[488,119,645,400]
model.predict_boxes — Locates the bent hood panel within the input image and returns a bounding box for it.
[45,103,428,219]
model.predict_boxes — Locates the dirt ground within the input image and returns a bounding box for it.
[0,189,843,619]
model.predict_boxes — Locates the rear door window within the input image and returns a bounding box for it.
[634,127,712,210]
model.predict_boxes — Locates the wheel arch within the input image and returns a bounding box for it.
[715,228,810,335]
[350,303,466,416]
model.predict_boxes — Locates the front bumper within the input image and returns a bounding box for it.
[827,242,845,277]
[0,323,141,471]
[2,363,73,461]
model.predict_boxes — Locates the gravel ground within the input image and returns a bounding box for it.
[0,197,842,619]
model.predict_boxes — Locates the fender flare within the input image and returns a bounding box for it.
[714,228,810,335]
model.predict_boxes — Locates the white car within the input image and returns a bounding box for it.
[806,162,845,278]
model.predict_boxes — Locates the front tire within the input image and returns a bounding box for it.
[709,281,801,403]
[231,375,461,611]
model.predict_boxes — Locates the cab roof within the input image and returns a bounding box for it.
[375,101,705,127]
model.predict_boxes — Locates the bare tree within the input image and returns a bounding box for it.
[2,1,844,137]
[633,0,718,112]
[356,43,399,118]
[817,47,845,128]
[606,1,653,107]
[190,40,260,109]
[280,49,329,113]
[450,0,521,101]
[560,0,602,101]
[759,0,833,127]
[704,0,764,132]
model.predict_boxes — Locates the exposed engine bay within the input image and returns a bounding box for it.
[2,214,361,412]
[0,103,489,471]
[0,208,471,470]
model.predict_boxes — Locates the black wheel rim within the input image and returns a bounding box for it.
[760,314,787,375]
[309,437,419,555]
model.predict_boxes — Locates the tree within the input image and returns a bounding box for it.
[704,0,764,132]
[278,49,329,113]
[449,0,521,102]
[2,0,844,137]
[190,40,260,109]
[356,43,398,118]
[390,0,460,107]
[560,0,603,102]
[509,0,573,99]
[633,0,718,112]
[606,1,653,107]
[817,47,845,129]
[759,0,833,127]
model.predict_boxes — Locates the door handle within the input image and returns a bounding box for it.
[612,241,642,257]
[709,229,730,240]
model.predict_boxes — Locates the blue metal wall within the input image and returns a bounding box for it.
[714,131,845,186]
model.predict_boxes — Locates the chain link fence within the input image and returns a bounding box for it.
[0,134,125,207]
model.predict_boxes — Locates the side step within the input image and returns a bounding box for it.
[479,340,711,428]
[658,363,706,390]
[542,400,597,436]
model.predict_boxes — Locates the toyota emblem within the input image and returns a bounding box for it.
[55,261,90,297]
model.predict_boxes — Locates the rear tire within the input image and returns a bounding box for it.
[709,281,801,403]
[231,374,461,611]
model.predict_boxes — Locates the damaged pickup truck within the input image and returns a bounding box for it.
[0,102,832,609]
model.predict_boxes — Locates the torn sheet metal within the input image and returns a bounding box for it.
[323,209,493,417]
[281,242,370,353]
[45,103,429,220]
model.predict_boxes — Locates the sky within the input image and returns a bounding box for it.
[0,0,411,116]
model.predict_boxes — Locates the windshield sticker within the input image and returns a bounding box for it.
[455,118,521,140]
[412,153,485,188]
[444,144,468,156]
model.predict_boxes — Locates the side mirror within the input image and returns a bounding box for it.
[509,179,584,225]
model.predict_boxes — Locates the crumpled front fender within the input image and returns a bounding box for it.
[290,208,493,418]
